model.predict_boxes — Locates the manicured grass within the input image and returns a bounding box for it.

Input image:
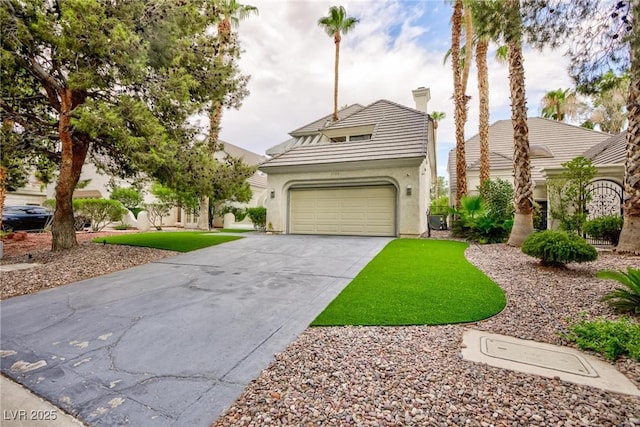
[312,239,506,326]
[217,228,255,233]
[93,231,242,252]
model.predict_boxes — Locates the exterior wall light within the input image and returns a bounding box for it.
[270,189,275,199]
[406,185,412,196]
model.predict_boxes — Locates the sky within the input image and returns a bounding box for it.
[216,0,576,180]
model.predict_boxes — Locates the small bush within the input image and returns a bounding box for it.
[113,224,133,230]
[521,230,597,267]
[246,207,266,231]
[598,267,640,315]
[583,215,623,245]
[567,317,640,361]
[73,199,127,232]
[451,195,511,244]
[479,178,514,223]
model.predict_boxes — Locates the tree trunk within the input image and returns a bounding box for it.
[452,0,468,208]
[197,196,210,230]
[333,32,341,122]
[616,10,640,253]
[506,0,534,247]
[51,88,89,251]
[0,166,6,232]
[477,39,491,184]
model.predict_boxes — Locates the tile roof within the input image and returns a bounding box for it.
[289,104,365,136]
[449,117,611,186]
[261,100,430,168]
[582,131,627,165]
[217,140,268,189]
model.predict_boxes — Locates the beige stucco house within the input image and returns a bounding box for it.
[7,141,267,230]
[448,118,620,228]
[259,87,435,238]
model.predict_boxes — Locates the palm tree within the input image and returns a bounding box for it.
[617,1,640,253]
[451,0,471,207]
[210,0,258,148]
[476,37,491,184]
[431,111,446,199]
[200,0,257,230]
[540,88,579,122]
[318,6,359,122]
[505,0,534,246]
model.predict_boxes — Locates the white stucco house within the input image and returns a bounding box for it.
[447,118,622,229]
[259,87,436,238]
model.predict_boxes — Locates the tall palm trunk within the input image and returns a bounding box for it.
[452,0,468,207]
[617,2,640,253]
[477,38,490,184]
[332,32,341,121]
[506,0,534,247]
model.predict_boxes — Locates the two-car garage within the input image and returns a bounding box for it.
[289,185,396,237]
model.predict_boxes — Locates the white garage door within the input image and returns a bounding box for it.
[289,186,396,236]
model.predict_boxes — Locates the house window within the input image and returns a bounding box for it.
[349,134,371,141]
[330,134,372,143]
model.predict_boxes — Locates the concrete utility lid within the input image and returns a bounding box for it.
[462,329,640,397]
[482,337,598,377]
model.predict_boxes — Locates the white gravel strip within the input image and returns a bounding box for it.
[214,242,640,427]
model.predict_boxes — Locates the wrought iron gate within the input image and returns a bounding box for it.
[584,179,624,245]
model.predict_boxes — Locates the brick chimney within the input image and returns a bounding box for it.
[412,87,431,113]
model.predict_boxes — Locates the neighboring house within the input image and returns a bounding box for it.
[259,87,435,238]
[7,141,267,229]
[447,117,614,228]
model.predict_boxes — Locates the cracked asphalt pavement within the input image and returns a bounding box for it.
[1,234,390,426]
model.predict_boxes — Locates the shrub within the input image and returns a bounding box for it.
[521,230,597,267]
[246,207,266,231]
[451,195,511,244]
[583,215,624,245]
[598,267,640,315]
[479,178,514,223]
[73,199,126,232]
[113,223,133,230]
[567,317,640,361]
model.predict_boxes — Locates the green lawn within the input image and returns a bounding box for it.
[93,231,242,252]
[312,239,506,326]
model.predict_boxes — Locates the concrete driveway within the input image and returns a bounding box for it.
[1,234,390,426]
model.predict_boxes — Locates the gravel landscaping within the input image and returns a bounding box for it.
[213,242,640,426]
[1,232,639,425]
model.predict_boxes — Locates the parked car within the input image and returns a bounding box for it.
[2,205,53,232]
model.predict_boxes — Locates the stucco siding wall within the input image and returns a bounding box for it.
[264,162,427,237]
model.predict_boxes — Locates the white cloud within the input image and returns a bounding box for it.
[219,0,575,179]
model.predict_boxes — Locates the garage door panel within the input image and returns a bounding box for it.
[290,186,395,237]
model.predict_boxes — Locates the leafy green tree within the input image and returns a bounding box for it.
[548,156,597,234]
[209,155,257,228]
[523,0,639,253]
[0,0,248,251]
[318,5,359,122]
[110,187,144,212]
